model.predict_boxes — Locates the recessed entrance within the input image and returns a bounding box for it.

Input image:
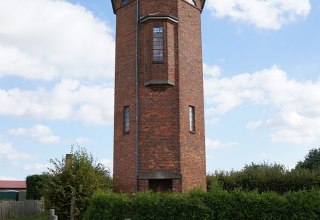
[149,179,172,192]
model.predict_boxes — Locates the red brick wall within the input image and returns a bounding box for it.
[142,20,176,85]
[113,0,206,193]
[177,0,206,192]
[113,0,137,193]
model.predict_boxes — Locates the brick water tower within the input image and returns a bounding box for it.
[112,0,206,193]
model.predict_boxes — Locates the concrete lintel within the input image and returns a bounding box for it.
[138,169,182,180]
[144,80,175,86]
[140,14,179,24]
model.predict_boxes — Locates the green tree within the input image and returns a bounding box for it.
[296,148,320,171]
[44,147,112,220]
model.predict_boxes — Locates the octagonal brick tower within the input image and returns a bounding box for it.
[112,0,206,193]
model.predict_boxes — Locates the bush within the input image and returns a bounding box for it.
[26,174,49,200]
[84,190,131,220]
[286,190,320,219]
[296,148,320,171]
[207,162,320,194]
[85,189,320,220]
[44,147,112,220]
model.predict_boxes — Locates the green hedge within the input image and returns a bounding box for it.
[207,163,320,194]
[26,174,49,200]
[84,189,320,220]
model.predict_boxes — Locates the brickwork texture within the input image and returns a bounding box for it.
[112,0,206,193]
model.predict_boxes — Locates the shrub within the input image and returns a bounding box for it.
[85,189,320,220]
[84,190,131,220]
[44,147,112,220]
[26,174,49,200]
[207,162,320,194]
[296,148,320,171]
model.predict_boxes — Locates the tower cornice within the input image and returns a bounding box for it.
[111,0,206,14]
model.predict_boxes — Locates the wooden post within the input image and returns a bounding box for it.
[49,209,56,220]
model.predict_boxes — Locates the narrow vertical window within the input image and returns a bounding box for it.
[121,0,129,6]
[124,106,130,133]
[186,0,196,5]
[189,106,195,132]
[153,27,164,62]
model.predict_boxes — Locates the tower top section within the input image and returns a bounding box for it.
[111,0,206,14]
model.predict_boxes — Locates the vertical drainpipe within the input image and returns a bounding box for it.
[135,0,140,192]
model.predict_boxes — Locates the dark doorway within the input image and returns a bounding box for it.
[149,179,172,192]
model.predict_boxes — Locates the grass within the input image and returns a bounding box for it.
[10,212,47,220]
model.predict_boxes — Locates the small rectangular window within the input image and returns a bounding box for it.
[153,27,164,62]
[121,0,129,6]
[124,106,130,133]
[189,106,195,132]
[186,0,196,5]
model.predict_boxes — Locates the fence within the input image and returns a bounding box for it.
[0,200,44,219]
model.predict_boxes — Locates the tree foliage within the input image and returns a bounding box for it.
[296,148,320,171]
[44,147,112,220]
[207,162,320,194]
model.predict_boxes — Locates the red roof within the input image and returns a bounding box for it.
[0,180,26,189]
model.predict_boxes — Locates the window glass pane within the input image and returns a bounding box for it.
[189,106,195,132]
[124,106,130,133]
[186,0,196,5]
[153,27,164,62]
[121,0,129,6]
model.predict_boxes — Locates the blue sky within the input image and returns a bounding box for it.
[0,0,319,180]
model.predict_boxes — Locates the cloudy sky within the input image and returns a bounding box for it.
[0,0,319,180]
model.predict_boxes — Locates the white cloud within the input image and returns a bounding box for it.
[98,158,113,175]
[207,0,311,30]
[0,79,114,125]
[206,138,238,149]
[205,65,320,145]
[8,124,60,144]
[269,111,320,145]
[204,63,221,78]
[23,163,49,172]
[0,176,17,180]
[246,120,265,130]
[0,142,34,162]
[0,0,115,80]
[73,137,90,145]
